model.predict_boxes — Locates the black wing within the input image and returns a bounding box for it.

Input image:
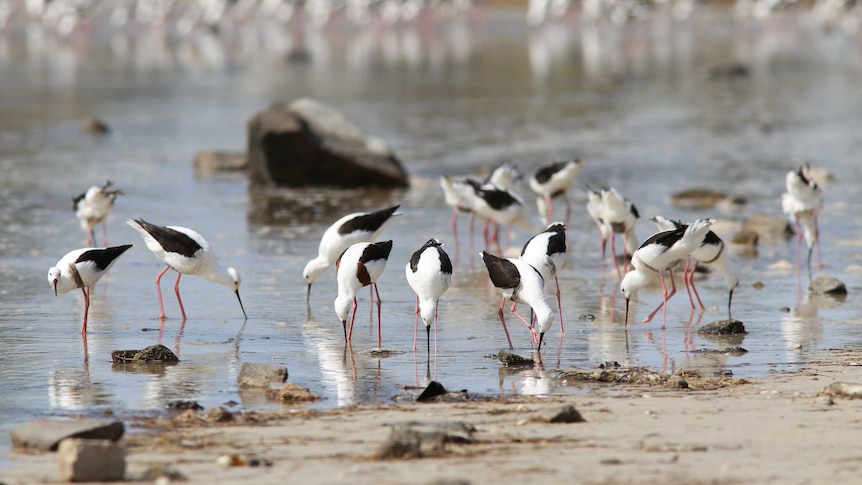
[359,240,394,264]
[338,205,399,236]
[638,227,686,251]
[482,251,520,290]
[134,219,202,257]
[76,244,133,271]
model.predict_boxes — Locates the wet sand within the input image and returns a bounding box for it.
[5,348,862,484]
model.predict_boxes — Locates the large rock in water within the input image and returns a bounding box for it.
[247,98,409,188]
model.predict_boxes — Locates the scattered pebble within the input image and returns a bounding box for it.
[821,382,862,400]
[238,363,288,388]
[204,406,234,423]
[166,400,203,411]
[376,422,475,460]
[83,117,111,135]
[112,344,179,364]
[808,275,848,295]
[698,320,747,336]
[269,383,321,402]
[497,350,534,367]
[533,404,586,423]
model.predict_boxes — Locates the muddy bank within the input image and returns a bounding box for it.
[5,349,862,484]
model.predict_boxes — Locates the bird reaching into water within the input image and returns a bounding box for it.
[405,239,452,354]
[529,159,583,226]
[73,181,122,246]
[303,205,400,301]
[781,164,823,279]
[126,219,246,321]
[520,223,567,333]
[335,240,393,347]
[48,244,133,333]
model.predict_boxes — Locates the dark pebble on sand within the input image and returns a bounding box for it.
[166,400,203,411]
[698,319,747,335]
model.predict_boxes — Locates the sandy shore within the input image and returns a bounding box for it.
[5,348,862,485]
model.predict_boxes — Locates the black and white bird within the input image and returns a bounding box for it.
[48,244,133,333]
[126,219,246,321]
[520,223,567,333]
[73,181,123,246]
[487,162,522,192]
[781,164,823,279]
[472,184,531,251]
[405,239,453,354]
[529,159,583,226]
[600,187,640,274]
[620,218,713,326]
[651,216,741,319]
[303,205,400,300]
[440,176,482,257]
[335,240,393,347]
[481,250,554,353]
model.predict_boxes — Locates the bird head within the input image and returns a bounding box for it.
[228,267,241,290]
[47,267,61,296]
[303,258,328,287]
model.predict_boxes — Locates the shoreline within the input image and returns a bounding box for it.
[5,348,862,484]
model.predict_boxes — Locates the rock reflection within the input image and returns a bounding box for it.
[48,364,111,410]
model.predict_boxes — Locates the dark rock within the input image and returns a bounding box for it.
[83,117,110,135]
[668,188,728,210]
[741,213,794,244]
[204,406,234,423]
[111,344,179,364]
[578,314,596,321]
[534,404,586,423]
[714,369,733,378]
[10,420,124,452]
[666,375,689,389]
[497,350,535,367]
[166,400,204,411]
[376,422,475,459]
[238,363,288,388]
[692,346,748,356]
[247,98,409,188]
[268,382,321,402]
[141,466,186,481]
[416,381,448,402]
[57,438,125,482]
[808,275,848,295]
[698,319,747,336]
[194,150,248,173]
[708,62,751,79]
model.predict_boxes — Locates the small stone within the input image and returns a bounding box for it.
[816,394,834,406]
[204,406,234,423]
[375,422,475,459]
[668,188,728,210]
[534,404,586,424]
[83,117,110,135]
[708,62,751,79]
[238,363,288,388]
[11,420,125,452]
[578,314,596,321]
[497,350,534,367]
[741,213,794,244]
[193,150,248,173]
[667,375,689,389]
[698,319,747,336]
[57,438,125,482]
[111,345,179,364]
[271,382,320,402]
[417,381,448,402]
[141,466,186,481]
[808,275,848,295]
[166,400,203,411]
[752,281,765,290]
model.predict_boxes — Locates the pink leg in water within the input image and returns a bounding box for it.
[497,297,514,351]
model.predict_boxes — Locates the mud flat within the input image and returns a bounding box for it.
[5,349,862,484]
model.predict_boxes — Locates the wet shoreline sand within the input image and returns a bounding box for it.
[5,348,862,484]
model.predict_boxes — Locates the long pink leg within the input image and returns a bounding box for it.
[374,283,383,348]
[545,194,554,223]
[554,274,564,333]
[643,270,678,324]
[102,223,109,246]
[687,261,705,310]
[80,287,90,334]
[451,208,460,260]
[815,215,822,269]
[497,297,514,351]
[510,303,540,344]
[155,265,171,320]
[682,260,696,310]
[346,297,358,344]
[795,219,803,271]
[412,295,420,352]
[609,231,621,277]
[174,272,187,320]
[469,213,476,256]
[433,302,439,355]
[563,194,572,227]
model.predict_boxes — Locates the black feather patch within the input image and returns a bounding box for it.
[533,160,571,184]
[410,239,448,274]
[545,224,566,256]
[629,203,640,219]
[481,251,521,290]
[134,219,202,258]
[338,205,399,236]
[637,227,686,251]
[76,244,133,271]
[478,187,520,211]
[359,240,393,264]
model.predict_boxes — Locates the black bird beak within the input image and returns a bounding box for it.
[728,288,734,320]
[624,298,630,327]
[306,283,312,302]
[342,320,348,342]
[236,290,247,319]
[537,332,546,353]
[52,279,58,297]
[426,325,431,356]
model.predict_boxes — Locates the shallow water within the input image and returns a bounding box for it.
[2,6,862,464]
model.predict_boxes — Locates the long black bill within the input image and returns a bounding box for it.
[624,298,630,327]
[306,283,312,302]
[342,320,348,342]
[426,325,431,356]
[728,288,734,320]
[236,290,248,319]
[537,332,545,353]
[53,280,58,297]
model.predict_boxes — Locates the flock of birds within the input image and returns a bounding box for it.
[48,161,825,360]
